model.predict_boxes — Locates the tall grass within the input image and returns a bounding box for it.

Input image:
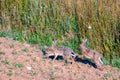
[0,0,120,67]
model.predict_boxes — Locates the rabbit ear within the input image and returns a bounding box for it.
[82,38,87,43]
[52,39,56,45]
[51,39,57,48]
[44,46,48,49]
[44,46,48,48]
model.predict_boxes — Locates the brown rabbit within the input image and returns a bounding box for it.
[80,39,103,69]
[45,40,77,63]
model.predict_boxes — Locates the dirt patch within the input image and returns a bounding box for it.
[0,37,119,80]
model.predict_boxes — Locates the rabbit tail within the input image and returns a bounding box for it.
[99,57,103,64]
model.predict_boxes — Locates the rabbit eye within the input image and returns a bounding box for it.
[71,52,76,57]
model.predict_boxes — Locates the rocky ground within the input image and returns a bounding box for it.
[0,37,119,80]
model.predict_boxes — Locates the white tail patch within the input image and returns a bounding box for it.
[48,53,54,56]
[99,57,103,64]
[48,53,63,57]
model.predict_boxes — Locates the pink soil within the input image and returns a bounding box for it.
[0,37,119,80]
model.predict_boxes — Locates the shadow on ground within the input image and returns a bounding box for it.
[42,50,97,68]
[75,56,97,68]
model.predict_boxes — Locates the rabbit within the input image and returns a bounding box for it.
[79,38,103,69]
[45,40,77,63]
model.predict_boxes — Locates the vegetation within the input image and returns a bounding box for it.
[14,63,24,68]
[0,0,120,68]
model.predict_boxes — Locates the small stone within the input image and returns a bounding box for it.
[26,66,32,70]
